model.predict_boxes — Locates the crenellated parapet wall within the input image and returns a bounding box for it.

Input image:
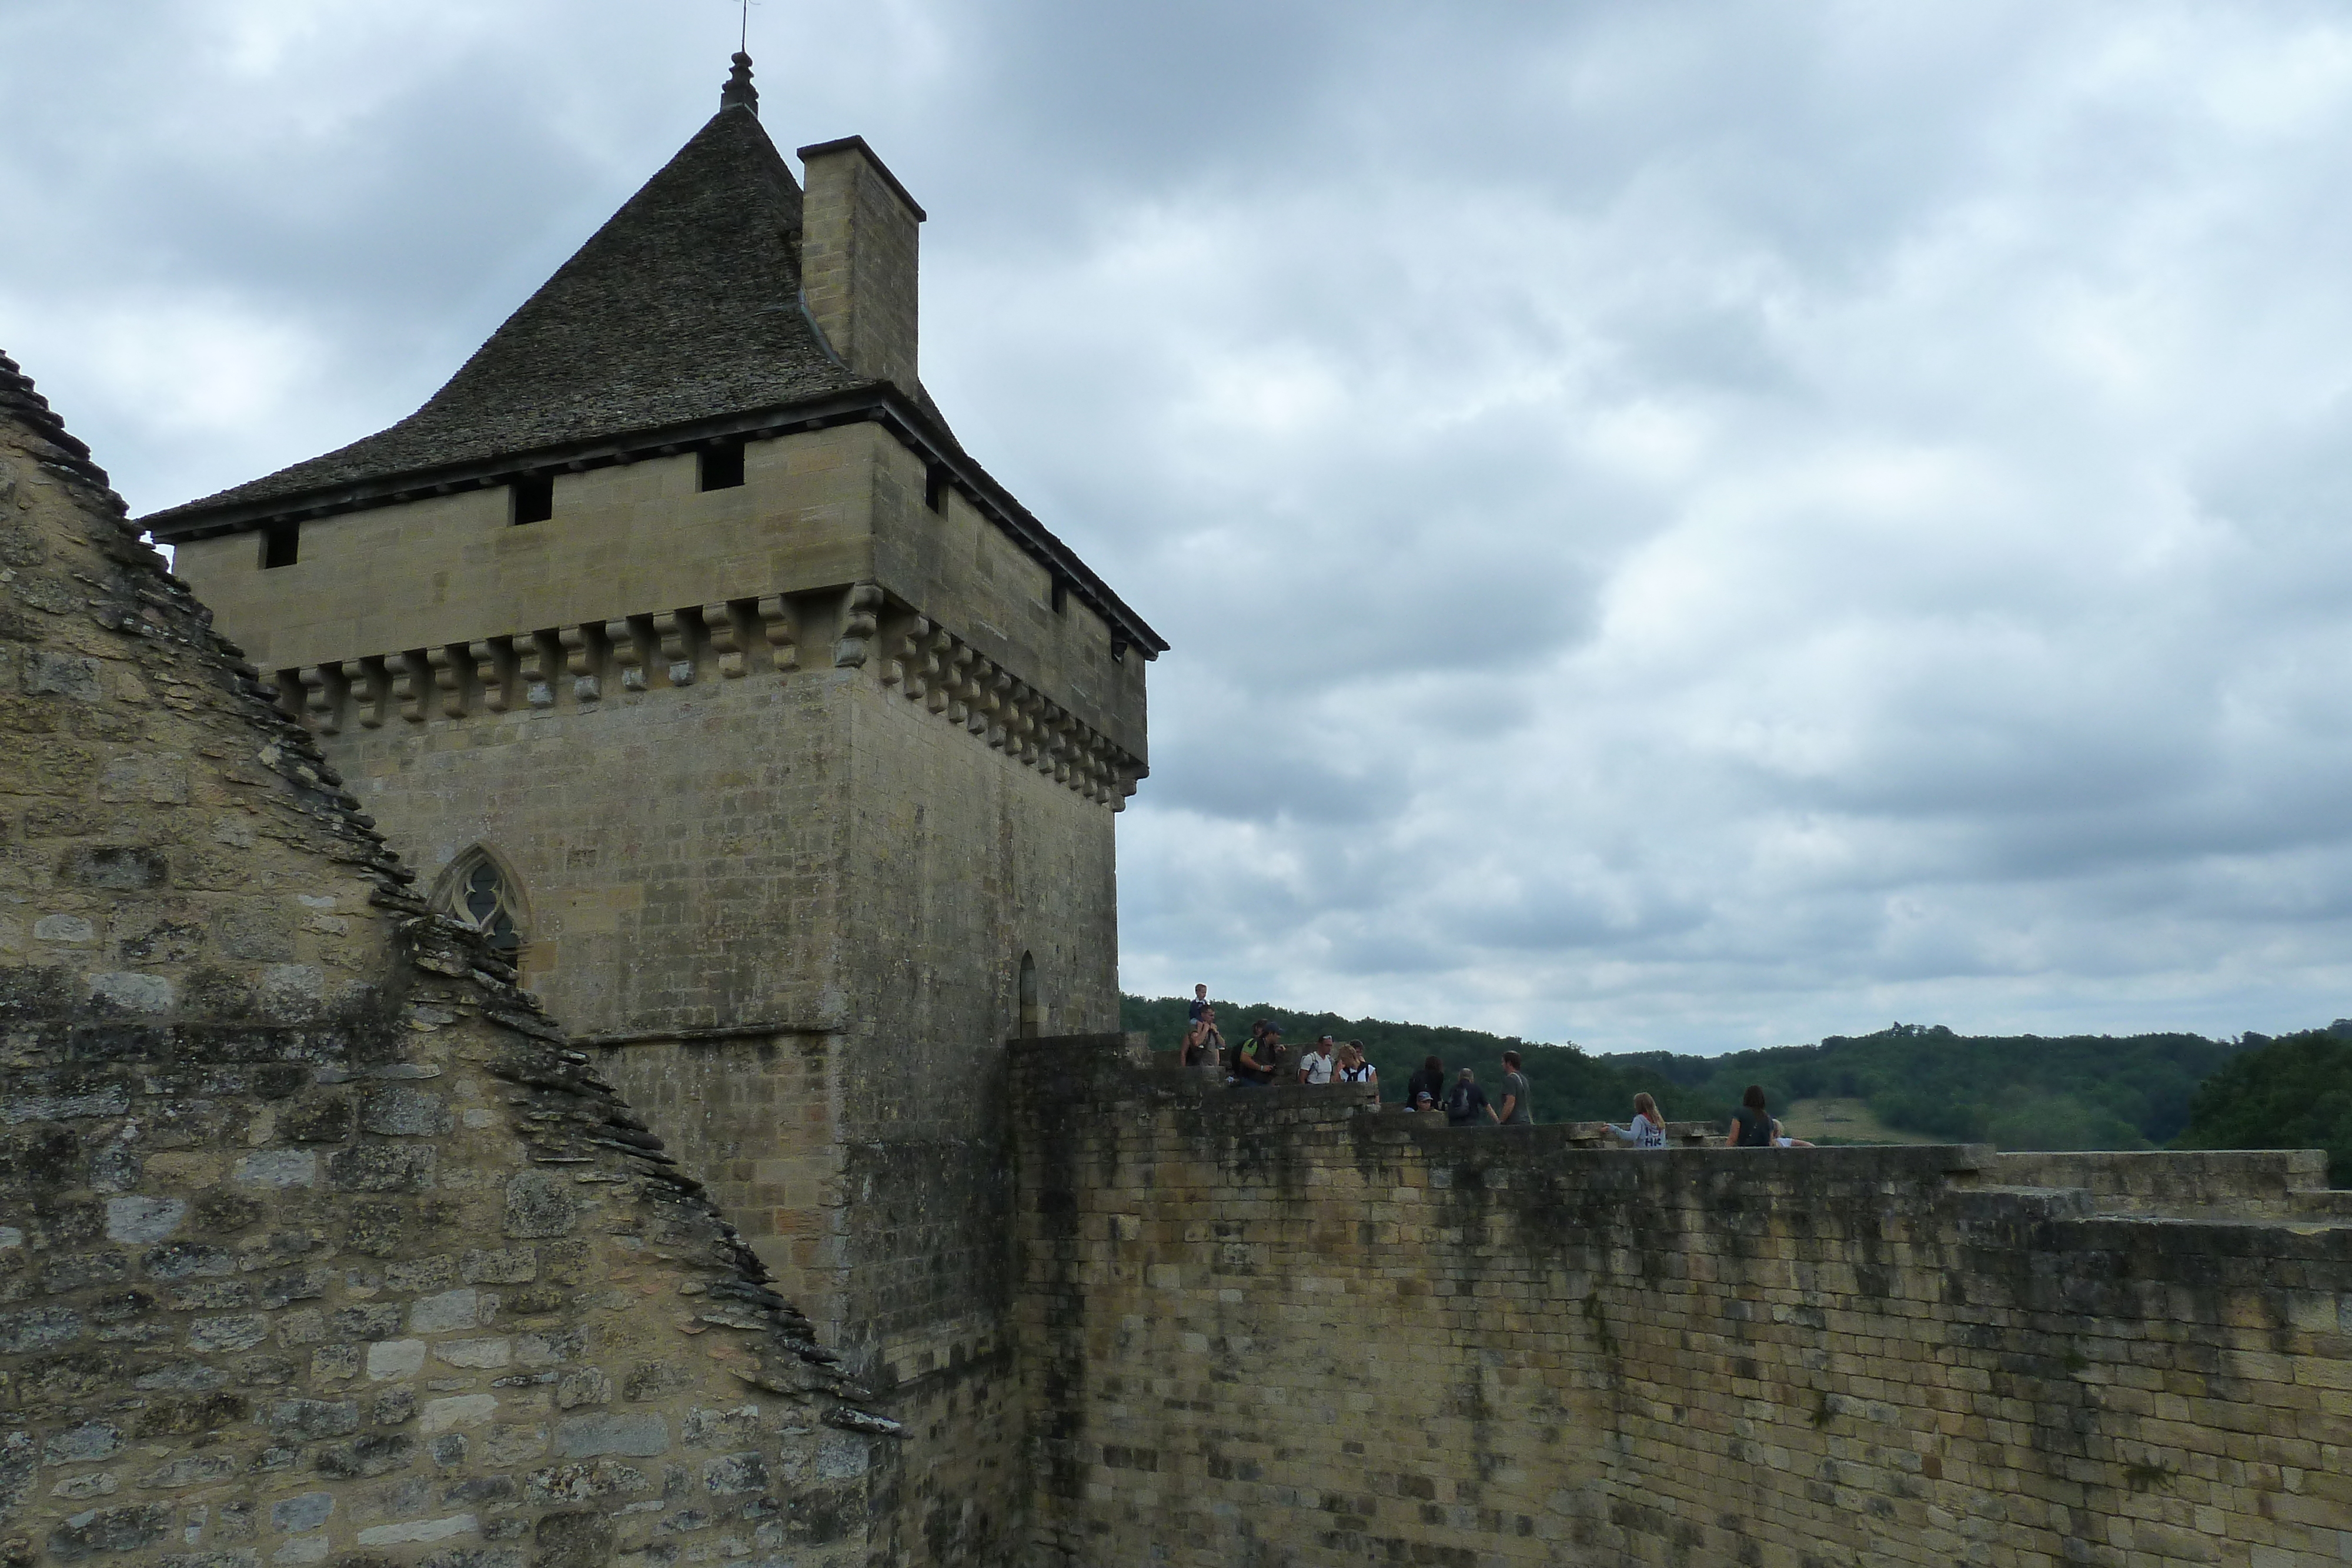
[1010,1037,2352,1568]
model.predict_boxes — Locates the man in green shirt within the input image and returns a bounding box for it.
[1235,1026,1285,1088]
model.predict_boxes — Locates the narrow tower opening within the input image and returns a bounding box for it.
[512,474,554,525]
[700,441,746,492]
[1018,951,1042,1039]
[262,521,299,569]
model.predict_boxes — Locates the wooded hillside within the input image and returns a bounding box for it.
[1120,997,2268,1151]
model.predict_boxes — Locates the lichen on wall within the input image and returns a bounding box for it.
[0,352,899,1567]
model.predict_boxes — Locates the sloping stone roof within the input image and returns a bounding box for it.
[0,350,118,496]
[0,350,896,1563]
[146,103,868,527]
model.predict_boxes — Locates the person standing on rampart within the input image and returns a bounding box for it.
[1607,1092,1668,1147]
[1235,1027,1285,1088]
[1496,1050,1532,1126]
[1444,1067,1495,1126]
[1728,1085,1776,1147]
[1406,1055,1446,1112]
[1182,1006,1224,1068]
[1299,1035,1338,1085]
[1337,1041,1376,1090]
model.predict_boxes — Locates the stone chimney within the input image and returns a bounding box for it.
[797,136,925,399]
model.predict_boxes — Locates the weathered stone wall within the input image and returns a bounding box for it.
[1012,1038,2352,1568]
[288,598,1117,1568]
[0,355,901,1568]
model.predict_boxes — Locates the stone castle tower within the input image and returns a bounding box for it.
[143,55,1160,1555]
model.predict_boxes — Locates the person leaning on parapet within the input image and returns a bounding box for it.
[1406,1055,1446,1112]
[1444,1067,1495,1126]
[1299,1034,1338,1085]
[1726,1084,1811,1147]
[1606,1092,1668,1148]
[1495,1049,1532,1126]
[1728,1085,1775,1146]
[1234,1026,1286,1088]
[1337,1041,1376,1091]
[1229,1019,1265,1082]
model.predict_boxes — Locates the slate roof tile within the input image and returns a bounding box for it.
[146,102,868,526]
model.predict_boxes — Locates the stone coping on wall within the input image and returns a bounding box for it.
[1024,1033,2345,1227]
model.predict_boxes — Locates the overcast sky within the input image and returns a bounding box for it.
[9,1,2352,1053]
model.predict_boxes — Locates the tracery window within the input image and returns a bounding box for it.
[440,848,524,955]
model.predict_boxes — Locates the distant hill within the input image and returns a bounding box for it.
[1611,1022,2245,1149]
[1121,998,2253,1150]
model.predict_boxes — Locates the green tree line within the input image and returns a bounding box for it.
[2173,1025,2352,1185]
[1120,996,2352,1181]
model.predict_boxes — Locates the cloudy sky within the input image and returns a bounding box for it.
[10,1,2352,1053]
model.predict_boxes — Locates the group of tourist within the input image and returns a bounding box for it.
[1185,994,1379,1089]
[1180,986,1813,1147]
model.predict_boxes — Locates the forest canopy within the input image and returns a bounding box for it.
[2172,1025,2352,1186]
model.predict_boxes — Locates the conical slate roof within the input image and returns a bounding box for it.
[146,100,867,527]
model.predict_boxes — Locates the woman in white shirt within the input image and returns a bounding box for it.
[1606,1092,1668,1148]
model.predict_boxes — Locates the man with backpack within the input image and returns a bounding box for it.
[1235,1025,1285,1088]
[1444,1067,1496,1127]
[1298,1035,1338,1085]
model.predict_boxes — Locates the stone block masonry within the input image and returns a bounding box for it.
[1011,1038,2352,1568]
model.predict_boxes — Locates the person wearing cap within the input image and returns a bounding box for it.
[1235,1025,1285,1087]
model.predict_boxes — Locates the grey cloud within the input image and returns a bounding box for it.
[15,1,2352,1051]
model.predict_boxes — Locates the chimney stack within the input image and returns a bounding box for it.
[797,137,926,400]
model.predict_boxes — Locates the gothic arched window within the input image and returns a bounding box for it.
[439,848,525,955]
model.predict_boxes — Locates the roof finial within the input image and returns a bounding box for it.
[720,51,759,116]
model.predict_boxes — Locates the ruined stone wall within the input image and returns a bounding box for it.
[0,355,903,1568]
[1012,1038,2352,1568]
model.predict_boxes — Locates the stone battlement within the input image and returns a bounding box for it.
[1011,1034,2352,1567]
[264,586,1141,810]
